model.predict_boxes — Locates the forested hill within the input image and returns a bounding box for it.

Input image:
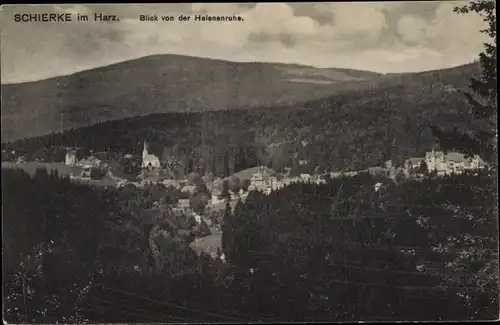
[3,61,481,173]
[1,54,383,141]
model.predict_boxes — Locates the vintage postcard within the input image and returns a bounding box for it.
[1,2,498,323]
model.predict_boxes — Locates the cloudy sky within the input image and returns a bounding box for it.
[0,2,490,84]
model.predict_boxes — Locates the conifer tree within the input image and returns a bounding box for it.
[221,201,233,258]
[431,0,497,165]
[221,180,231,201]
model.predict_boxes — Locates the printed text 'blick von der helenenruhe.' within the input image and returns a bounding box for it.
[13,12,245,22]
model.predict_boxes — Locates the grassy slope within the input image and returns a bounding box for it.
[1,162,79,176]
[1,162,118,187]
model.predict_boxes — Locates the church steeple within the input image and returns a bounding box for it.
[142,141,148,159]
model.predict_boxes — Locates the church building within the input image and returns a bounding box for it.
[142,141,161,169]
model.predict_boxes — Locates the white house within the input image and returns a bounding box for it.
[78,155,101,167]
[65,150,77,166]
[177,199,190,210]
[329,172,342,179]
[142,141,161,169]
[211,194,222,205]
[249,169,266,191]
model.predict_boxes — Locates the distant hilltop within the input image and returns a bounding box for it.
[1,53,480,142]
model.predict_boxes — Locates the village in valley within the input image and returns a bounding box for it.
[1,138,488,259]
[3,139,488,194]
[3,140,488,193]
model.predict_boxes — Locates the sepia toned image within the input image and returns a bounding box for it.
[1,2,498,323]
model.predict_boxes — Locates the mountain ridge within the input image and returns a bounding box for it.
[1,54,383,85]
[1,54,480,142]
[1,53,477,86]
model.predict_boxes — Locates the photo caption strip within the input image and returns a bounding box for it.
[13,12,244,23]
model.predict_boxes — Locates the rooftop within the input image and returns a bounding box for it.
[445,152,467,162]
[143,154,159,161]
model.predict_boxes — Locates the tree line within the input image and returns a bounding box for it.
[3,167,497,322]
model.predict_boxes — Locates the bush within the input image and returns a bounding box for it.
[187,172,203,186]
[190,192,210,214]
[195,220,211,238]
[241,179,251,191]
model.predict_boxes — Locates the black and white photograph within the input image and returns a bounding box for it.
[1,2,498,323]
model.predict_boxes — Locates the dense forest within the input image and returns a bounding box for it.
[1,62,480,175]
[222,170,498,321]
[3,167,498,322]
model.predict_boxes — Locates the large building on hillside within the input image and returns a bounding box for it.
[248,168,266,191]
[424,149,485,175]
[142,141,161,169]
[386,149,486,179]
[401,149,485,176]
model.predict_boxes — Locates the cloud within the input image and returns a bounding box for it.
[330,3,388,43]
[290,3,336,26]
[53,4,93,16]
[0,2,488,83]
[428,2,489,51]
[397,15,429,44]
[245,3,319,39]
[191,3,246,15]
[395,2,488,61]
